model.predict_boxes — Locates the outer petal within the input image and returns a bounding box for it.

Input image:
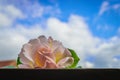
[21,43,34,62]
[63,48,72,56]
[18,64,32,68]
[55,48,72,63]
[19,52,31,64]
[53,45,66,63]
[28,39,41,54]
[38,35,49,47]
[28,38,40,47]
[53,41,65,54]
[18,52,34,68]
[51,40,63,52]
[48,36,53,44]
[57,57,74,68]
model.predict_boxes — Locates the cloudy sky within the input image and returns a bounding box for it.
[0,0,120,68]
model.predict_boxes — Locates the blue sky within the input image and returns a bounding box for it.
[0,0,120,68]
[39,0,120,39]
[13,0,120,38]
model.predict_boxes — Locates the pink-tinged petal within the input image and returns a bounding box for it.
[42,52,55,61]
[48,36,54,48]
[51,40,62,52]
[18,64,32,68]
[53,45,65,63]
[19,52,34,68]
[19,52,32,64]
[57,57,74,68]
[63,48,72,56]
[34,51,56,68]
[53,42,65,54]
[38,35,49,47]
[48,36,53,43]
[54,48,72,63]
[38,53,57,68]
[43,60,58,69]
[28,39,40,46]
[44,55,56,64]
[28,39,42,54]
[34,52,46,68]
[22,43,34,62]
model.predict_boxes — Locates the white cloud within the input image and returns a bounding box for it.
[99,1,120,16]
[0,13,12,27]
[0,4,24,27]
[83,61,94,68]
[113,58,118,62]
[99,1,109,16]
[113,4,120,10]
[0,24,44,60]
[90,36,120,68]
[0,29,27,60]
[0,0,61,27]
[5,5,24,18]
[15,1,61,18]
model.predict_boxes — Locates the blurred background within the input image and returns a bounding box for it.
[0,0,120,68]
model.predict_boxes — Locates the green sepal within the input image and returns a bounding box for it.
[67,48,80,69]
[17,57,22,66]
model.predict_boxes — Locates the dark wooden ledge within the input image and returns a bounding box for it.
[0,69,119,80]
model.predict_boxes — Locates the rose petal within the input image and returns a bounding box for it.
[48,36,54,48]
[34,51,56,68]
[48,36,53,43]
[18,64,32,68]
[54,48,72,63]
[57,57,74,68]
[28,39,40,46]
[34,52,46,68]
[51,40,62,52]
[44,55,56,64]
[40,53,57,68]
[19,52,31,64]
[41,52,55,61]
[38,35,49,47]
[43,60,58,69]
[53,45,65,63]
[63,48,72,56]
[18,52,34,68]
[28,39,42,54]
[22,43,34,62]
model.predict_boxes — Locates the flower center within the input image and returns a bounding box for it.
[39,47,51,54]
[34,47,51,68]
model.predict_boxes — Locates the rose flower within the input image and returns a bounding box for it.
[17,35,77,69]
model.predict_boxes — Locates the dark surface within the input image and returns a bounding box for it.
[0,69,120,80]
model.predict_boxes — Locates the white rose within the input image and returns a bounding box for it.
[18,35,74,69]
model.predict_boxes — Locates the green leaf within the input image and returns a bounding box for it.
[67,48,80,68]
[17,57,22,66]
